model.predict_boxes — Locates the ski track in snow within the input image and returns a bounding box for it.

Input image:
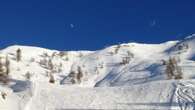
[175,82,195,110]
[23,82,37,110]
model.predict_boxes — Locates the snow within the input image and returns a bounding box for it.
[27,80,176,110]
[0,35,195,109]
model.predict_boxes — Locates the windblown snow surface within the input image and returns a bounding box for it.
[1,34,195,110]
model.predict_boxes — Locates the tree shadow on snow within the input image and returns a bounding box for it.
[95,63,164,87]
[9,79,31,92]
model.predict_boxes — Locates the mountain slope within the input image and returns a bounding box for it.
[0,35,195,110]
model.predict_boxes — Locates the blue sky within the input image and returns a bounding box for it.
[0,0,194,50]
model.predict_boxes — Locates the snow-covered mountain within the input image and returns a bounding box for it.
[1,34,195,110]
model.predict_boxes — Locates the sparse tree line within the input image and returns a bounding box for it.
[65,44,135,85]
[68,66,83,84]
[2,50,63,84]
[120,51,134,65]
[39,52,64,84]
[37,51,71,84]
[0,55,10,83]
[107,44,134,65]
[173,43,189,54]
[177,43,189,51]
[0,48,64,84]
[65,61,105,85]
[59,51,69,61]
[58,51,84,61]
[0,45,184,87]
[0,48,21,83]
[163,57,183,80]
[0,48,24,99]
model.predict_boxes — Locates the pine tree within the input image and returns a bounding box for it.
[0,57,9,84]
[49,73,55,83]
[1,92,7,100]
[16,48,21,62]
[0,58,4,76]
[120,57,130,65]
[48,59,53,70]
[5,55,10,75]
[25,72,31,80]
[76,66,83,83]
[165,57,183,80]
[0,58,4,75]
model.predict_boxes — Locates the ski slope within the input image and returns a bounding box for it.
[0,34,195,110]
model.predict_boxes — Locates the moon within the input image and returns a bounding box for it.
[70,24,74,28]
[150,20,156,27]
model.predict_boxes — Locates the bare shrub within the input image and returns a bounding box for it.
[95,67,99,74]
[119,51,133,65]
[39,58,55,72]
[161,60,166,65]
[57,67,62,73]
[120,57,131,65]
[30,58,35,62]
[67,65,84,84]
[98,62,104,69]
[71,79,76,84]
[1,92,7,100]
[68,70,76,84]
[59,51,68,57]
[0,75,9,84]
[25,72,31,80]
[78,53,83,57]
[52,52,57,58]
[114,45,121,54]
[127,51,134,58]
[39,58,47,67]
[178,43,189,50]
[69,71,76,77]
[42,52,49,57]
[65,57,69,61]
[108,51,114,56]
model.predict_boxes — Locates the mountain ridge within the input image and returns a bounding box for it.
[0,34,195,109]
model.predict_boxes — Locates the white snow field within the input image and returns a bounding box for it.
[1,34,195,110]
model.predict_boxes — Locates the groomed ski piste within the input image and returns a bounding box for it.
[1,34,195,110]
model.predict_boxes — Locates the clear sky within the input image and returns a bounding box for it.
[0,0,194,50]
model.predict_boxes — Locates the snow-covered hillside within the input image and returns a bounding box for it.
[1,34,195,110]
